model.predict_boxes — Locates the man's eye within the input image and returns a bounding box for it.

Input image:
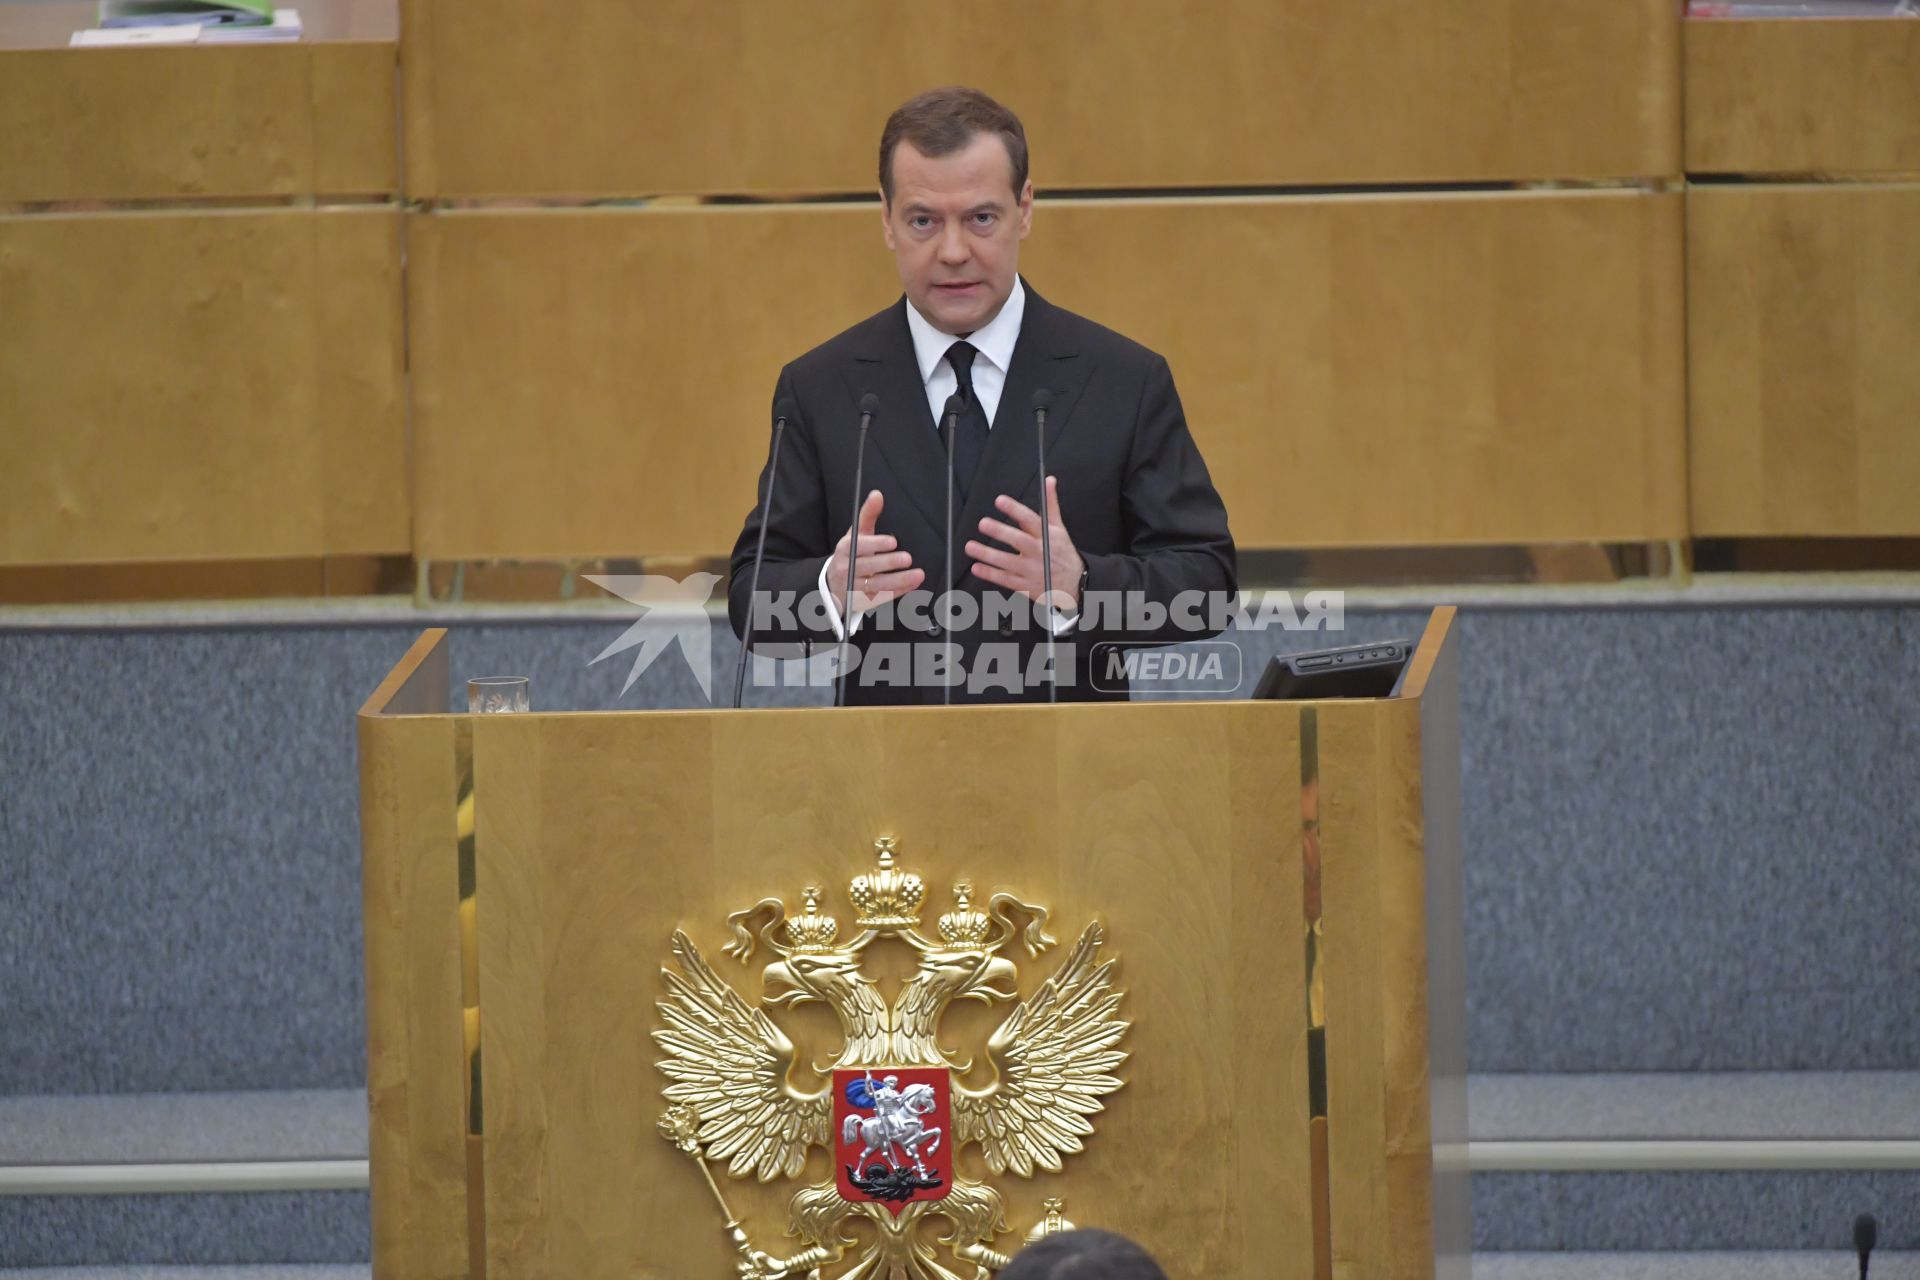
[972,213,996,226]
[911,217,933,230]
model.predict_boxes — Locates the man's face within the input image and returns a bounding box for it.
[881,132,1033,337]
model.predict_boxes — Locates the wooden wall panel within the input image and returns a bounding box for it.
[1688,184,1920,538]
[466,700,1323,1277]
[358,633,469,1280]
[410,192,1684,562]
[1405,614,1471,1280]
[355,625,1465,1277]
[1030,192,1687,548]
[0,2,398,202]
[0,208,408,565]
[401,0,1679,198]
[406,205,898,562]
[1686,18,1920,176]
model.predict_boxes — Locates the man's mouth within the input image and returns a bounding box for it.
[933,282,979,294]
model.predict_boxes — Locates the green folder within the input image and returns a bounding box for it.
[100,0,274,27]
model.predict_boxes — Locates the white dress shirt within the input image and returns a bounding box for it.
[818,278,1074,641]
[906,273,1025,428]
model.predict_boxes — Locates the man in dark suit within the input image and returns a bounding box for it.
[728,86,1235,705]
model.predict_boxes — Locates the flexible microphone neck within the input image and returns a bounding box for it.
[1855,1213,1877,1280]
[1031,388,1057,704]
[732,400,795,709]
[835,393,879,708]
[941,393,962,707]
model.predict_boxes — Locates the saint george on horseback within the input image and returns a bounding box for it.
[840,1071,944,1199]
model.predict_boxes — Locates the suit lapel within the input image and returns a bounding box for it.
[952,288,1094,587]
[840,289,1096,590]
[842,301,949,542]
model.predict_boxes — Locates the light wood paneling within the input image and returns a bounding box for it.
[466,701,1324,1276]
[356,619,1465,1277]
[410,191,1684,562]
[401,0,1678,198]
[1403,610,1471,1280]
[1686,18,1920,176]
[360,626,450,716]
[1318,702,1391,1277]
[1308,606,1467,1280]
[0,207,408,566]
[359,631,468,1280]
[1688,184,1920,538]
[1030,192,1688,548]
[0,1,397,202]
[405,205,898,562]
[0,554,408,605]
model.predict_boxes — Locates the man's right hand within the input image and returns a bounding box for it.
[826,489,922,616]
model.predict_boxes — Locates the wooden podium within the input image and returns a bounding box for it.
[357,608,1467,1280]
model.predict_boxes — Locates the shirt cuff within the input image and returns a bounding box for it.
[821,563,1074,639]
[816,560,865,642]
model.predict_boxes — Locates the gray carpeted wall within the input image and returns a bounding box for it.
[2,604,1916,1096]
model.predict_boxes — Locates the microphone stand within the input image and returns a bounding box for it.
[731,413,787,709]
[1855,1212,1878,1280]
[942,395,961,707]
[835,396,877,708]
[1033,391,1056,704]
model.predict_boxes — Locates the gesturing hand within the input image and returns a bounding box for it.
[827,489,923,615]
[965,476,1084,612]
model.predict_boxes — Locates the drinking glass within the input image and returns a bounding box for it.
[467,676,530,714]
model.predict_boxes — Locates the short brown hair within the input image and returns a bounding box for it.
[878,86,1029,202]
[1001,1230,1169,1280]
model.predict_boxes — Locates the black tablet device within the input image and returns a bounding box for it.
[1249,638,1413,701]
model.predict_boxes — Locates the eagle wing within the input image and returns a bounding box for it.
[654,929,831,1181]
[951,921,1128,1176]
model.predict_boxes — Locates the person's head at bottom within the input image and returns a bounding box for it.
[999,1228,1169,1280]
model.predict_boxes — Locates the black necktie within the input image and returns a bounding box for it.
[943,341,991,502]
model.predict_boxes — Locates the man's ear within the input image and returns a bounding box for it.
[880,192,897,251]
[1017,180,1034,239]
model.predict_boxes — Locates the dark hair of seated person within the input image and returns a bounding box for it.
[999,1228,1170,1280]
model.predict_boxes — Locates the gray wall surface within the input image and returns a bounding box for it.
[1,604,1915,1094]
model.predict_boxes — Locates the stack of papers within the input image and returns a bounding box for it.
[199,9,302,41]
[99,0,272,26]
[72,6,301,44]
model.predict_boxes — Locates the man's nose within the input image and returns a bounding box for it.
[936,224,969,265]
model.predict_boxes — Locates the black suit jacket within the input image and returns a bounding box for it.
[727,284,1236,705]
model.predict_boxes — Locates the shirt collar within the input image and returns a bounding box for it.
[904,275,1027,386]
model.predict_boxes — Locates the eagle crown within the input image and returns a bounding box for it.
[937,881,992,946]
[848,836,925,929]
[782,886,841,953]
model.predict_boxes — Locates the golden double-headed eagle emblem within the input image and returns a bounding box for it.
[655,836,1129,1279]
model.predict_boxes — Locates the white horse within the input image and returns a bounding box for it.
[842,1080,943,1177]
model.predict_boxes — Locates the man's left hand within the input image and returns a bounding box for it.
[966,476,1085,613]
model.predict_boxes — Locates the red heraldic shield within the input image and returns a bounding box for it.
[833,1068,954,1212]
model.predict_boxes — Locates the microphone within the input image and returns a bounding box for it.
[1854,1212,1877,1280]
[1031,388,1057,704]
[732,398,796,709]
[941,393,962,706]
[834,392,879,708]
